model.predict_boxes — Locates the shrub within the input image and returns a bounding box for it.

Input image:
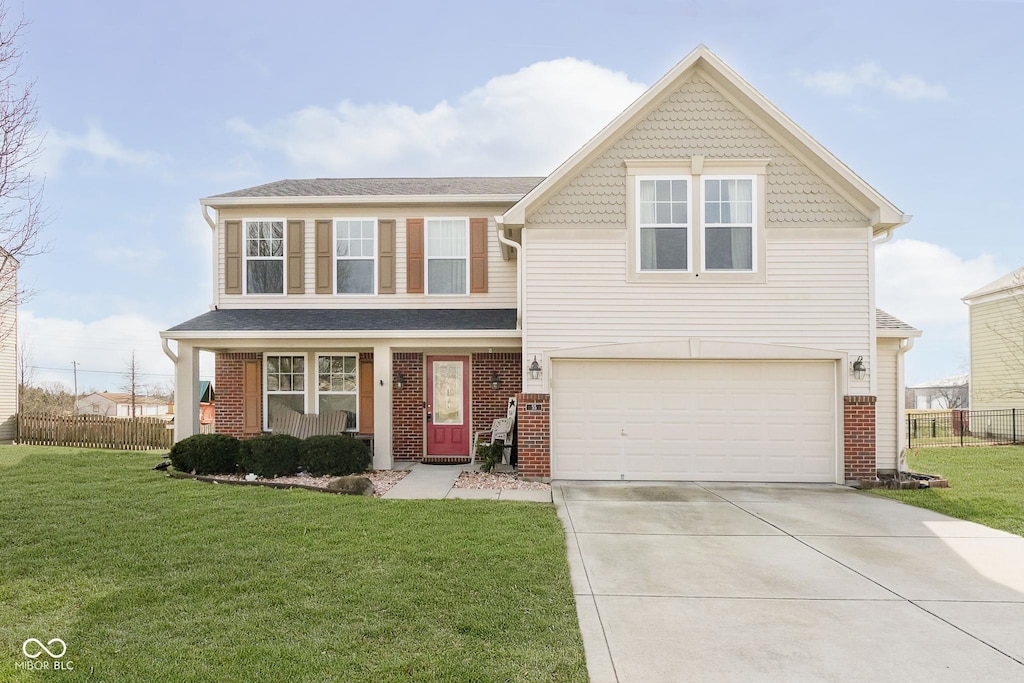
[300,435,371,476]
[169,434,240,475]
[238,433,302,478]
[476,441,504,473]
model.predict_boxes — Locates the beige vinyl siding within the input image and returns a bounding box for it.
[875,337,900,471]
[969,295,1024,410]
[0,265,16,440]
[215,206,517,308]
[522,230,872,394]
[526,71,866,229]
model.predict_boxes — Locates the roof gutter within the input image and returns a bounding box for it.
[201,194,528,209]
[494,216,522,330]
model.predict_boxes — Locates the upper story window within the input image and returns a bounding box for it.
[244,219,285,294]
[637,177,690,272]
[704,177,754,271]
[426,218,468,295]
[335,219,376,294]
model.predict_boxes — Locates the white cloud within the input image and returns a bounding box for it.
[877,239,1002,336]
[19,311,214,393]
[38,124,161,177]
[228,57,647,176]
[801,62,948,101]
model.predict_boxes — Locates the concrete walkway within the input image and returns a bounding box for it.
[555,481,1024,682]
[381,462,551,502]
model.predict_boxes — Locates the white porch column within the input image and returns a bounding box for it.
[174,342,200,442]
[372,344,393,470]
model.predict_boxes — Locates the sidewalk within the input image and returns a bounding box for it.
[382,462,551,502]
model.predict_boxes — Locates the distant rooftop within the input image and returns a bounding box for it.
[875,309,918,333]
[963,266,1024,302]
[208,177,545,199]
[909,374,968,390]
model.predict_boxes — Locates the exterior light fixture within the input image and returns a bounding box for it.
[490,371,501,390]
[528,356,542,381]
[852,356,866,381]
[394,371,405,390]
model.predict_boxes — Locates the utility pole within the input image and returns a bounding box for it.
[71,361,79,414]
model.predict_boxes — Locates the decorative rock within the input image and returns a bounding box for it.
[325,476,374,496]
[244,473,258,481]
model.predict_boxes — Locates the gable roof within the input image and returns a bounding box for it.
[962,266,1024,302]
[875,309,920,337]
[203,177,544,207]
[909,373,968,390]
[502,45,909,234]
[82,392,170,406]
[165,308,518,334]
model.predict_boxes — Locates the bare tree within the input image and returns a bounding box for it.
[930,384,968,410]
[20,381,73,414]
[16,334,32,398]
[121,351,139,419]
[0,8,48,346]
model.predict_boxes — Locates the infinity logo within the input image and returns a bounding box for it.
[22,638,67,659]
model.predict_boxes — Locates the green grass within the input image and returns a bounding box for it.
[871,446,1024,536]
[0,446,586,681]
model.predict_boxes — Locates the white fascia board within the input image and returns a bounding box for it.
[962,284,1024,305]
[201,194,526,208]
[876,328,923,339]
[160,329,522,341]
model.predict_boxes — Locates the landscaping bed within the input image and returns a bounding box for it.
[455,471,551,491]
[172,469,410,497]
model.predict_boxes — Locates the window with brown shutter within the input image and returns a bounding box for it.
[242,359,261,435]
[406,218,424,294]
[378,219,396,294]
[358,357,374,434]
[315,219,332,294]
[469,217,488,293]
[287,220,305,294]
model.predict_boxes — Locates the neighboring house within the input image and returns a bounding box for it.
[199,380,215,425]
[77,392,173,418]
[0,254,16,441]
[907,374,969,410]
[162,46,921,484]
[962,267,1024,438]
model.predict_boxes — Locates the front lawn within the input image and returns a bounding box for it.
[0,446,586,681]
[870,446,1024,536]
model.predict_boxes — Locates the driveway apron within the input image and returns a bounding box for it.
[554,481,1024,683]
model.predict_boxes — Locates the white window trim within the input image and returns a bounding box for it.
[333,217,378,296]
[263,351,308,431]
[314,353,359,432]
[425,217,471,296]
[243,218,287,296]
[635,175,692,273]
[700,174,758,274]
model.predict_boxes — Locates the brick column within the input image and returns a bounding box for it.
[516,393,550,480]
[214,352,261,439]
[844,395,877,482]
[392,353,424,461]
[471,352,522,437]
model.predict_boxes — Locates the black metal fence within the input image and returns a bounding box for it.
[907,409,1024,449]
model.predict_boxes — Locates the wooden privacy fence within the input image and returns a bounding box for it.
[18,413,174,450]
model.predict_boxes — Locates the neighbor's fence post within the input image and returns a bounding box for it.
[907,414,912,449]
[959,410,965,447]
[1014,408,1017,444]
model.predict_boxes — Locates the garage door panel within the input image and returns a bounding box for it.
[552,360,837,482]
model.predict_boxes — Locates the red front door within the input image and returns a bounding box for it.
[426,356,470,456]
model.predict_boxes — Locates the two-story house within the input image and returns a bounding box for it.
[162,46,920,484]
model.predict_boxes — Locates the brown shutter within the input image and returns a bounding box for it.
[406,218,424,294]
[242,359,261,435]
[315,219,333,294]
[378,219,396,294]
[287,220,305,294]
[225,220,242,295]
[358,357,374,434]
[469,217,488,294]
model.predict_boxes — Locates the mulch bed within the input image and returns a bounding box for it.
[167,469,409,497]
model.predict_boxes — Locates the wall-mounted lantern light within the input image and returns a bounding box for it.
[490,371,501,390]
[394,371,405,390]
[851,356,866,381]
[529,356,542,381]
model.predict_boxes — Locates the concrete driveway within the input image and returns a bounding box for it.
[554,482,1024,682]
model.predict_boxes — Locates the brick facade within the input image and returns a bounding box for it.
[844,395,877,482]
[471,353,522,437]
[392,352,425,461]
[214,352,262,438]
[515,393,550,479]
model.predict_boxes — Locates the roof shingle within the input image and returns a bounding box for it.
[209,177,545,200]
[167,308,518,333]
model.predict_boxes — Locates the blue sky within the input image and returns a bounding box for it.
[18,0,1024,391]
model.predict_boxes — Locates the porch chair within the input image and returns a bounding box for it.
[473,397,518,464]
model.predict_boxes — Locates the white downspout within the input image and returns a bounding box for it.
[896,336,916,471]
[162,337,178,364]
[202,204,219,309]
[494,216,522,330]
[873,228,894,244]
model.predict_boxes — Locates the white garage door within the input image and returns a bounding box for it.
[551,359,837,482]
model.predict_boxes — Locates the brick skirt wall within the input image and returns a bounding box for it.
[844,395,877,482]
[215,352,261,438]
[516,393,550,479]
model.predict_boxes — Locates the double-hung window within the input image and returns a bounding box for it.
[703,177,754,271]
[335,218,376,294]
[265,354,305,429]
[637,177,690,271]
[316,354,358,430]
[244,219,285,294]
[426,218,468,295]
